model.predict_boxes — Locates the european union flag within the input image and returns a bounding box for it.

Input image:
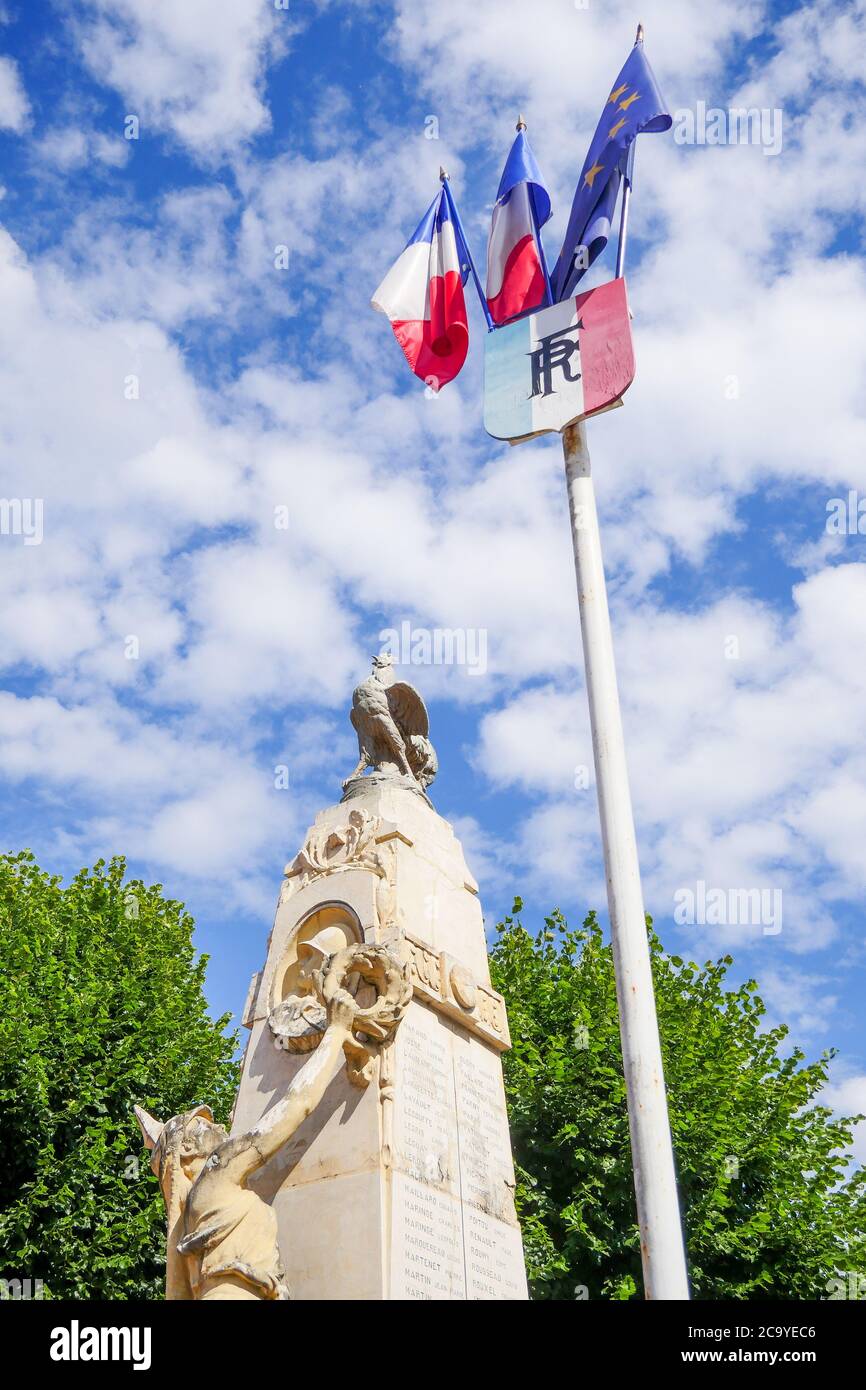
[551,31,671,301]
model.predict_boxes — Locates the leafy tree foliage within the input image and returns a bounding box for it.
[0,852,239,1299]
[490,901,866,1300]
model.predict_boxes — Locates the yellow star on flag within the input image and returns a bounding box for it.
[608,117,627,139]
[607,83,629,105]
[583,161,604,189]
[619,90,640,111]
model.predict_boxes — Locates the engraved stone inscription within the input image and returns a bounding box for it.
[390,1002,528,1300]
[464,1206,528,1300]
[454,1041,517,1222]
[392,1006,459,1190]
[390,1174,466,1300]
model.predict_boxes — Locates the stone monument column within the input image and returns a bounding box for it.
[232,657,528,1300]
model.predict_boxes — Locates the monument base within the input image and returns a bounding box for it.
[233,777,528,1300]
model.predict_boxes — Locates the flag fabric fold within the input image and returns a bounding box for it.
[371,188,470,390]
[486,129,552,325]
[551,36,671,302]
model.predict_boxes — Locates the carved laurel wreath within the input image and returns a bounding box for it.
[315,943,412,1087]
[317,943,412,1041]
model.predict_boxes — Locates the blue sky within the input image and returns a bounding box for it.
[1,1,865,1153]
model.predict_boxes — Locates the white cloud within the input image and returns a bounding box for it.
[153,541,362,712]
[389,0,762,155]
[2,0,866,1000]
[0,54,29,132]
[757,964,839,1039]
[476,686,589,796]
[70,0,291,155]
[475,565,866,951]
[35,123,130,171]
[1,162,864,939]
[0,689,301,893]
[45,186,237,329]
[822,1073,866,1164]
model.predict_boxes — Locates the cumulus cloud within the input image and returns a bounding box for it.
[69,0,291,156]
[1,0,865,1046]
[475,565,866,952]
[0,54,29,132]
[35,123,130,171]
[822,1073,866,1164]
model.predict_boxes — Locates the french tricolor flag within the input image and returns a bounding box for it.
[371,187,470,391]
[486,126,552,326]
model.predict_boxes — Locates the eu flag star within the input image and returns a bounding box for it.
[607,83,629,105]
[608,117,627,139]
[583,161,605,189]
[618,90,641,111]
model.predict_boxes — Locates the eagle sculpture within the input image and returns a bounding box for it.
[343,654,438,792]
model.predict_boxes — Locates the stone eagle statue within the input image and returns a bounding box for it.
[344,654,437,792]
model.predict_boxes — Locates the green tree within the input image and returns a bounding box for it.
[490,900,866,1301]
[0,851,240,1299]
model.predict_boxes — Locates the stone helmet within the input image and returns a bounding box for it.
[297,926,352,971]
[134,1103,227,1179]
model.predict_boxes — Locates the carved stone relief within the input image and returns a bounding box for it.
[135,942,411,1300]
[402,933,511,1051]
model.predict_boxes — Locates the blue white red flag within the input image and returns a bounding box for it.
[371,188,470,390]
[486,129,551,325]
[551,33,671,301]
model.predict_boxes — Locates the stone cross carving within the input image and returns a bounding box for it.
[344,654,437,792]
[134,943,411,1301]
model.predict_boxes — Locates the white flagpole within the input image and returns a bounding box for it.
[615,143,635,280]
[516,114,555,307]
[439,167,495,331]
[562,418,689,1300]
[615,24,644,279]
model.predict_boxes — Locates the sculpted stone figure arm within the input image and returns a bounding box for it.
[213,989,356,1187]
[135,943,411,1300]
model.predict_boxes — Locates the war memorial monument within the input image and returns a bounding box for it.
[135,655,528,1301]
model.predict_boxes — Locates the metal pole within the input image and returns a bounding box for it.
[615,23,644,279]
[615,144,635,280]
[530,198,555,306]
[440,169,495,331]
[562,418,689,1300]
[516,115,554,307]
